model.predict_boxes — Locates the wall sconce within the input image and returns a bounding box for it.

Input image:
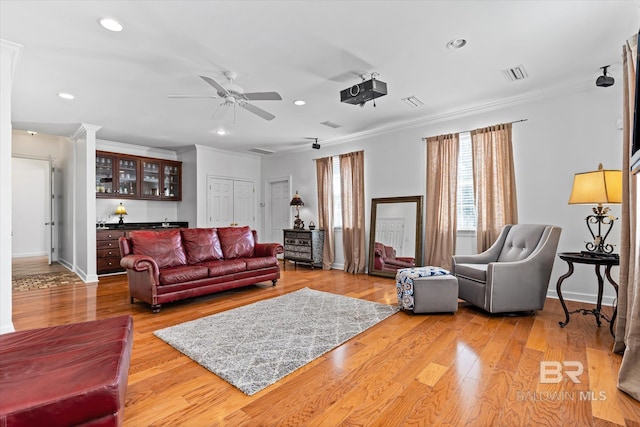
[114,202,128,225]
[568,163,622,254]
[289,191,305,229]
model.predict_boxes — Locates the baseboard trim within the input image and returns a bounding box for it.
[546,289,616,307]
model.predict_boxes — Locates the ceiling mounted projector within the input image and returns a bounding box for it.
[596,65,614,87]
[340,73,387,107]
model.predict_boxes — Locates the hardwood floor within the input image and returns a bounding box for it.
[10,260,640,426]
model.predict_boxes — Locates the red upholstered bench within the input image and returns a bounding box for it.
[0,315,134,427]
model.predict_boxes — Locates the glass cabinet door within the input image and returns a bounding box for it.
[96,154,115,196]
[142,160,161,198]
[117,158,138,197]
[163,163,181,199]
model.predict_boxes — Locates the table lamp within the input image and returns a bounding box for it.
[290,191,305,229]
[115,202,128,225]
[568,163,622,254]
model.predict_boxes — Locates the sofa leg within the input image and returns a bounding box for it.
[272,279,277,286]
[151,304,161,313]
[130,297,134,304]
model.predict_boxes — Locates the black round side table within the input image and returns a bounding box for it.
[556,252,619,337]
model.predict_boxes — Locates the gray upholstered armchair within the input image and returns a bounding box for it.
[452,224,561,314]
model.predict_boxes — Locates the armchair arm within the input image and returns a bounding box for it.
[254,243,284,258]
[384,258,415,268]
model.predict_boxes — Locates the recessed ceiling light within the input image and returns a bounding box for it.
[99,18,123,32]
[58,92,75,100]
[293,100,306,106]
[446,38,467,50]
[216,129,227,136]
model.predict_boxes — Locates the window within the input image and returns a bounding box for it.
[332,156,342,228]
[457,132,476,230]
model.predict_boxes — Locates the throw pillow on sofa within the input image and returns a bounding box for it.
[181,228,224,264]
[217,226,255,259]
[129,229,187,268]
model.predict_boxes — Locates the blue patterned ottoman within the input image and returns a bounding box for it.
[396,267,458,314]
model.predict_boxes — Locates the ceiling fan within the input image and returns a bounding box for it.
[168,71,282,121]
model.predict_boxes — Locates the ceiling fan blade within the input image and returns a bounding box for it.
[168,95,219,99]
[211,102,230,120]
[239,101,275,121]
[200,75,229,96]
[243,92,283,101]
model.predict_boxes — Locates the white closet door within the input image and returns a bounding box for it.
[207,177,255,228]
[207,177,234,227]
[233,180,255,229]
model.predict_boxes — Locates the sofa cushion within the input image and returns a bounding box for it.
[244,257,278,270]
[130,229,187,268]
[181,228,224,264]
[203,259,247,276]
[217,226,255,259]
[159,265,209,286]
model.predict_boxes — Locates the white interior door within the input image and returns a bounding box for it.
[268,179,290,244]
[11,157,50,259]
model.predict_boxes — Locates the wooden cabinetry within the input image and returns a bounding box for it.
[96,151,182,201]
[96,229,126,274]
[283,229,324,269]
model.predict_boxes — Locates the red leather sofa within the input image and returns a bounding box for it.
[0,315,133,427]
[373,242,415,272]
[119,226,282,312]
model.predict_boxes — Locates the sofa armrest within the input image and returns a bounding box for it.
[120,255,160,282]
[254,243,284,258]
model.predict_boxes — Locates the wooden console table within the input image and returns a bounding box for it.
[555,251,619,337]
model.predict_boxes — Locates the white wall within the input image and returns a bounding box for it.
[262,80,624,306]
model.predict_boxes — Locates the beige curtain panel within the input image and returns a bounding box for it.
[615,32,640,402]
[315,156,335,270]
[425,133,459,270]
[340,151,366,273]
[471,123,518,252]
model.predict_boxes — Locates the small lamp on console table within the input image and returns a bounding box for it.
[290,191,305,229]
[568,163,622,254]
[115,202,128,225]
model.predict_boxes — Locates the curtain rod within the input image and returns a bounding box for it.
[420,118,528,141]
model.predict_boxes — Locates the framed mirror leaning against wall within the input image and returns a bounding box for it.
[368,196,423,278]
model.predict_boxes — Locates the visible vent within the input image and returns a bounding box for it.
[249,147,275,155]
[401,95,424,107]
[321,120,342,129]
[501,65,529,82]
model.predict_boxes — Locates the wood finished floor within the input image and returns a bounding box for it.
[11,259,640,426]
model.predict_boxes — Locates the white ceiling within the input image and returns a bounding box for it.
[1,1,638,154]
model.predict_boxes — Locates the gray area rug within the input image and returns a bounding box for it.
[154,287,399,395]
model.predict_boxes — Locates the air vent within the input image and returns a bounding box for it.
[501,65,528,82]
[401,95,424,107]
[320,120,342,129]
[249,147,275,155]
